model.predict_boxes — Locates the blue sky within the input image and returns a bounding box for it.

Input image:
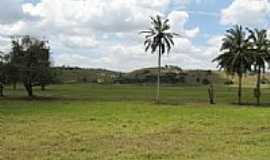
[183,1,230,44]
[0,0,270,71]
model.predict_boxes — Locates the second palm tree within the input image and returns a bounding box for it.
[213,25,252,105]
[247,28,270,105]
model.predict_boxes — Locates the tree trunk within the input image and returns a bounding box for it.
[156,46,161,103]
[208,84,215,104]
[24,83,33,97]
[256,67,261,105]
[238,74,243,105]
[41,85,45,91]
[0,83,3,97]
[13,82,17,90]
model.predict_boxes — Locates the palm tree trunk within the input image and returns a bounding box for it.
[156,46,161,103]
[256,67,261,105]
[238,74,243,105]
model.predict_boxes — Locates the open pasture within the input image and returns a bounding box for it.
[1,84,270,160]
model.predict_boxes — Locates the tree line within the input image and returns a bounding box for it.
[0,35,53,97]
[141,15,270,105]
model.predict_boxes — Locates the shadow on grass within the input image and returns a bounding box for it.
[2,95,270,107]
[0,95,190,106]
[154,100,187,106]
[0,95,71,101]
[0,95,149,102]
[230,102,270,108]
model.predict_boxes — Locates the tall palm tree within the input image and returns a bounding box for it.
[247,28,270,105]
[213,25,252,105]
[140,15,178,102]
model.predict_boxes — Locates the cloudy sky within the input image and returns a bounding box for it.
[0,0,270,71]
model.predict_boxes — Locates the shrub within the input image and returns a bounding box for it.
[224,80,234,85]
[207,70,212,75]
[202,78,210,85]
[261,77,270,84]
[178,77,186,83]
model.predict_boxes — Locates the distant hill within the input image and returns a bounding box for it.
[116,66,223,85]
[52,66,270,86]
[52,67,122,84]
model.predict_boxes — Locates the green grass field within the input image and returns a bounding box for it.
[1,84,270,160]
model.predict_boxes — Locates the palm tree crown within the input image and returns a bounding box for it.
[214,25,252,76]
[247,28,270,72]
[140,15,178,55]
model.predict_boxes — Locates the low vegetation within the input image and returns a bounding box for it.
[2,84,270,160]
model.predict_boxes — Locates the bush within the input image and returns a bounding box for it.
[202,78,210,85]
[207,70,212,75]
[178,77,186,83]
[224,80,234,85]
[142,70,150,75]
[261,77,270,84]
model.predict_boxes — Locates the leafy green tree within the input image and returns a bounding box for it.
[10,35,51,97]
[5,59,19,90]
[247,28,270,105]
[140,15,178,102]
[38,68,56,91]
[213,25,252,105]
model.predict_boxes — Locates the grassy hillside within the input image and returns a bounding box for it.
[53,67,122,84]
[98,66,270,86]
[124,67,217,85]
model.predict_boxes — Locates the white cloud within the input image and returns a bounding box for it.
[0,0,213,71]
[0,36,10,53]
[58,35,99,49]
[168,11,200,38]
[22,0,164,33]
[221,0,270,26]
[165,35,223,69]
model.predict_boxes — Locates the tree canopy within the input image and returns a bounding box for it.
[9,35,52,96]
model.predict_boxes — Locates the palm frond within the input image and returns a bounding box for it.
[213,25,253,75]
[140,15,178,55]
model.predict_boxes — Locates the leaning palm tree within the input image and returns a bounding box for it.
[213,25,252,105]
[140,15,178,102]
[247,28,270,105]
